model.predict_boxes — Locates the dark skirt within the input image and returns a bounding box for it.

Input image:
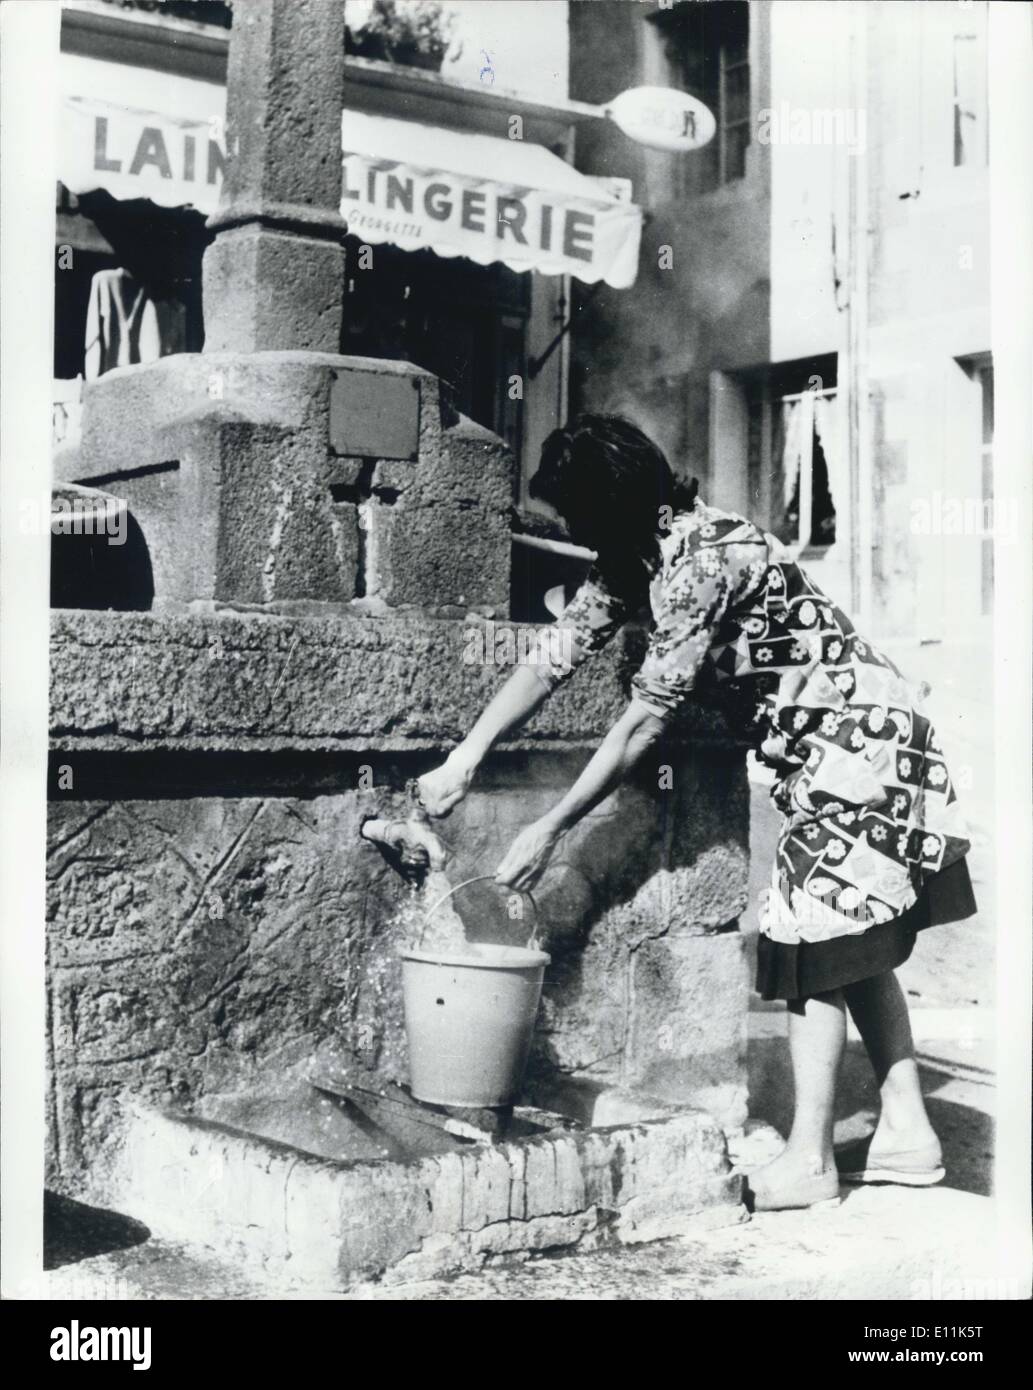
[755,856,978,1002]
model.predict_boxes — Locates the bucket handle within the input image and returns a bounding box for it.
[419,873,540,951]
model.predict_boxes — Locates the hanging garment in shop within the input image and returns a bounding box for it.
[84,267,186,379]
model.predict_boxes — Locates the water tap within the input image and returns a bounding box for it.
[359,780,450,884]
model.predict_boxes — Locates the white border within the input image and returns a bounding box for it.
[988,0,1033,1295]
[0,0,60,1300]
[0,0,1029,1304]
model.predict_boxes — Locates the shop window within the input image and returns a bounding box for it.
[717,19,751,183]
[744,356,840,553]
[340,238,529,494]
[649,0,751,191]
[952,7,988,168]
[52,185,207,446]
[53,186,206,380]
[496,314,526,463]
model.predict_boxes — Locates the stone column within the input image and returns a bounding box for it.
[202,0,347,353]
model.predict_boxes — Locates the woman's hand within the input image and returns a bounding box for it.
[495,817,562,891]
[417,747,477,818]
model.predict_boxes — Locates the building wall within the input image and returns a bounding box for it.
[864,0,991,640]
[569,0,991,644]
[568,0,772,496]
[766,1,843,366]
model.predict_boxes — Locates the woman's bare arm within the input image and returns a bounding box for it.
[463,663,552,763]
[419,570,627,818]
[544,698,666,832]
[418,664,551,816]
[495,698,667,888]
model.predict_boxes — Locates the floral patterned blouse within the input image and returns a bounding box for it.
[533,501,971,946]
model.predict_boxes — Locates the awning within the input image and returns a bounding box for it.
[59,50,226,214]
[60,92,226,215]
[57,57,643,289]
[341,110,642,289]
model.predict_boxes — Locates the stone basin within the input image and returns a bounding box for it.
[103,1077,746,1290]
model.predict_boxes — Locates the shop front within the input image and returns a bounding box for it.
[338,102,641,490]
[54,3,643,505]
[54,2,227,444]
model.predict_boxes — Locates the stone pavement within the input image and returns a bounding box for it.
[38,1020,1004,1302]
[51,1180,1004,1302]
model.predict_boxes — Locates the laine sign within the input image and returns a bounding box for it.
[60,95,226,215]
[606,86,716,153]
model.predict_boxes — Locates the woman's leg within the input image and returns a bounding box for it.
[843,969,939,1150]
[784,987,846,1168]
[755,987,846,1184]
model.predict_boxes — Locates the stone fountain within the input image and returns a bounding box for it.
[46,0,755,1289]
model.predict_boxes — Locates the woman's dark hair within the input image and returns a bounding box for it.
[530,414,699,607]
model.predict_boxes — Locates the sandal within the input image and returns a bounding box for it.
[835,1136,945,1187]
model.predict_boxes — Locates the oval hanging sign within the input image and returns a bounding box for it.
[606,86,715,153]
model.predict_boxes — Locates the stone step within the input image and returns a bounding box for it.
[100,1096,745,1290]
